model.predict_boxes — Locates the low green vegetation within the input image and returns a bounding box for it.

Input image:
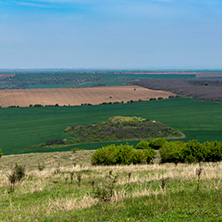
[0,98,221,155]
[65,116,183,144]
[0,72,195,89]
[147,137,167,149]
[91,143,156,165]
[160,140,222,164]
[92,139,222,166]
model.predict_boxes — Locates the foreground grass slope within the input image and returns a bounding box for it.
[0,98,221,155]
[0,150,221,221]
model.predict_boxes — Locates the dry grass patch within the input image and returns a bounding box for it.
[0,85,175,107]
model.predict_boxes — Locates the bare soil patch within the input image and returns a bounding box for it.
[196,73,222,78]
[0,74,15,78]
[114,72,197,75]
[133,79,222,102]
[0,85,174,108]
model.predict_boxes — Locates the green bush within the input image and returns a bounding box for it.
[136,140,150,149]
[203,141,222,162]
[159,140,222,164]
[13,163,26,181]
[0,148,2,158]
[136,140,156,163]
[91,143,156,166]
[183,140,204,163]
[159,141,185,164]
[149,138,167,149]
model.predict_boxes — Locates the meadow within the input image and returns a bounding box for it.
[0,150,221,221]
[0,97,221,155]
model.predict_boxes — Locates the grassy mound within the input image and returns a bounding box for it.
[65,116,184,143]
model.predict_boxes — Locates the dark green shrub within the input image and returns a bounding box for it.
[0,148,2,158]
[203,141,222,162]
[7,164,26,191]
[13,163,25,181]
[34,104,43,107]
[159,140,222,164]
[149,138,167,149]
[45,139,64,146]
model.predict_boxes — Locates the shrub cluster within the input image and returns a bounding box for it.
[45,139,65,146]
[91,143,156,165]
[159,140,222,164]
[136,138,167,150]
[66,117,183,144]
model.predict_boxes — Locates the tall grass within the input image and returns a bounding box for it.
[0,151,222,221]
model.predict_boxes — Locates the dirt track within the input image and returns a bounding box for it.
[0,85,175,107]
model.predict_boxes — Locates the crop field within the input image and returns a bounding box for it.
[0,71,198,89]
[0,97,221,155]
[0,151,222,221]
[0,85,174,108]
[133,79,222,102]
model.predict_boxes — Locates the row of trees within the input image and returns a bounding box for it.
[160,140,222,164]
[91,138,222,165]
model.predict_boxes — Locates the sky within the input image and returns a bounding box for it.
[0,0,222,69]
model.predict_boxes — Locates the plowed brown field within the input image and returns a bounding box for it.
[0,85,175,107]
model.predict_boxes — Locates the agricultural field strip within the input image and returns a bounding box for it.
[0,85,174,107]
[133,79,222,102]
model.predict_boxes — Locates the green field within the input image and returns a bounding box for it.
[0,72,195,89]
[0,98,221,155]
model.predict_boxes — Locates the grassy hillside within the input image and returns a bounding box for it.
[0,151,221,221]
[0,97,221,155]
[65,116,183,143]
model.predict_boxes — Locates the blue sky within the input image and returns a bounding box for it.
[0,0,222,69]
